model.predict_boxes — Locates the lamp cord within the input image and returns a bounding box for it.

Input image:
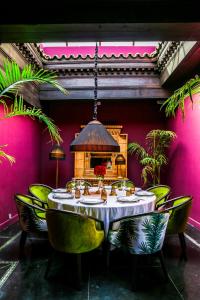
[93,43,98,120]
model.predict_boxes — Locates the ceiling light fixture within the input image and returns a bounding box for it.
[70,43,120,152]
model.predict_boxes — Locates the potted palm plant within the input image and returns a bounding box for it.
[161,75,200,118]
[128,129,176,187]
[0,59,69,164]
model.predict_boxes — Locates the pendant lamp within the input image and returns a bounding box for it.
[70,43,120,153]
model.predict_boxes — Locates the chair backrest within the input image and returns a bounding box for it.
[147,185,171,204]
[29,184,52,203]
[15,194,47,233]
[162,196,192,234]
[109,211,169,255]
[46,209,104,254]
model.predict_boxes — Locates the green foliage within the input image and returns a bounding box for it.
[0,145,15,165]
[4,96,62,144]
[138,214,166,254]
[161,75,200,118]
[128,129,176,186]
[0,60,69,98]
[0,59,69,164]
[110,218,138,250]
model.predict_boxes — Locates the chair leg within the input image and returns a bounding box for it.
[105,242,111,271]
[178,232,187,261]
[158,250,169,281]
[76,254,82,291]
[19,231,27,257]
[131,255,138,291]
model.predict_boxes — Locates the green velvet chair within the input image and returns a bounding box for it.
[107,211,170,290]
[147,185,171,207]
[45,209,105,290]
[29,183,52,208]
[157,195,192,260]
[15,194,47,253]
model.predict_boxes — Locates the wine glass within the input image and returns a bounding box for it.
[79,178,84,190]
[122,179,126,195]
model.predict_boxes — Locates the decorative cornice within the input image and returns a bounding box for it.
[34,43,162,62]
[14,43,160,76]
[157,41,181,72]
[47,64,158,77]
[14,43,43,68]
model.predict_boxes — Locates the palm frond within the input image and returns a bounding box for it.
[4,96,62,144]
[138,214,166,254]
[0,145,15,164]
[0,60,69,98]
[128,143,147,159]
[110,218,138,250]
[140,157,159,166]
[156,154,168,165]
[160,75,200,118]
[146,129,176,155]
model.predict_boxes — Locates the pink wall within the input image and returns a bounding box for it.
[0,105,42,229]
[40,100,165,188]
[167,94,200,229]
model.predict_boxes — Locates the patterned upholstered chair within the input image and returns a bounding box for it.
[147,185,171,207]
[29,183,52,208]
[108,211,170,290]
[157,195,192,260]
[15,194,47,253]
[45,209,105,290]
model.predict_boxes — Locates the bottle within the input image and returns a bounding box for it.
[101,187,107,201]
[110,186,117,196]
[83,185,90,196]
[75,187,81,199]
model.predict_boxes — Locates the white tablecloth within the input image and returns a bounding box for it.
[48,191,156,235]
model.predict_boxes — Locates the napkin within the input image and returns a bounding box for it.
[53,193,73,199]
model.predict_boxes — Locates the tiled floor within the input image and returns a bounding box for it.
[0,223,200,300]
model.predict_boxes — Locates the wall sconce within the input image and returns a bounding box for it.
[49,144,66,188]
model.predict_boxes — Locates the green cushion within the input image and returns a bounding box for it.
[147,185,170,204]
[167,196,192,234]
[47,209,104,254]
[29,185,52,202]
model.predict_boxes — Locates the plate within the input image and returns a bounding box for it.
[134,190,154,197]
[117,195,140,202]
[52,193,73,199]
[104,185,111,190]
[79,198,104,204]
[52,188,67,193]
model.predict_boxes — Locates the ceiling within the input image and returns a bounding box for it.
[0,1,200,42]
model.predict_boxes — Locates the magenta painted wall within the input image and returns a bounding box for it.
[0,105,42,229]
[167,94,200,229]
[40,100,166,188]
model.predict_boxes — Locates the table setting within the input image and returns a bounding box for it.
[48,183,156,235]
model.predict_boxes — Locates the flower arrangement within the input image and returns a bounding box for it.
[94,165,106,179]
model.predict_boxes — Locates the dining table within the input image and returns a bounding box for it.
[48,187,156,235]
